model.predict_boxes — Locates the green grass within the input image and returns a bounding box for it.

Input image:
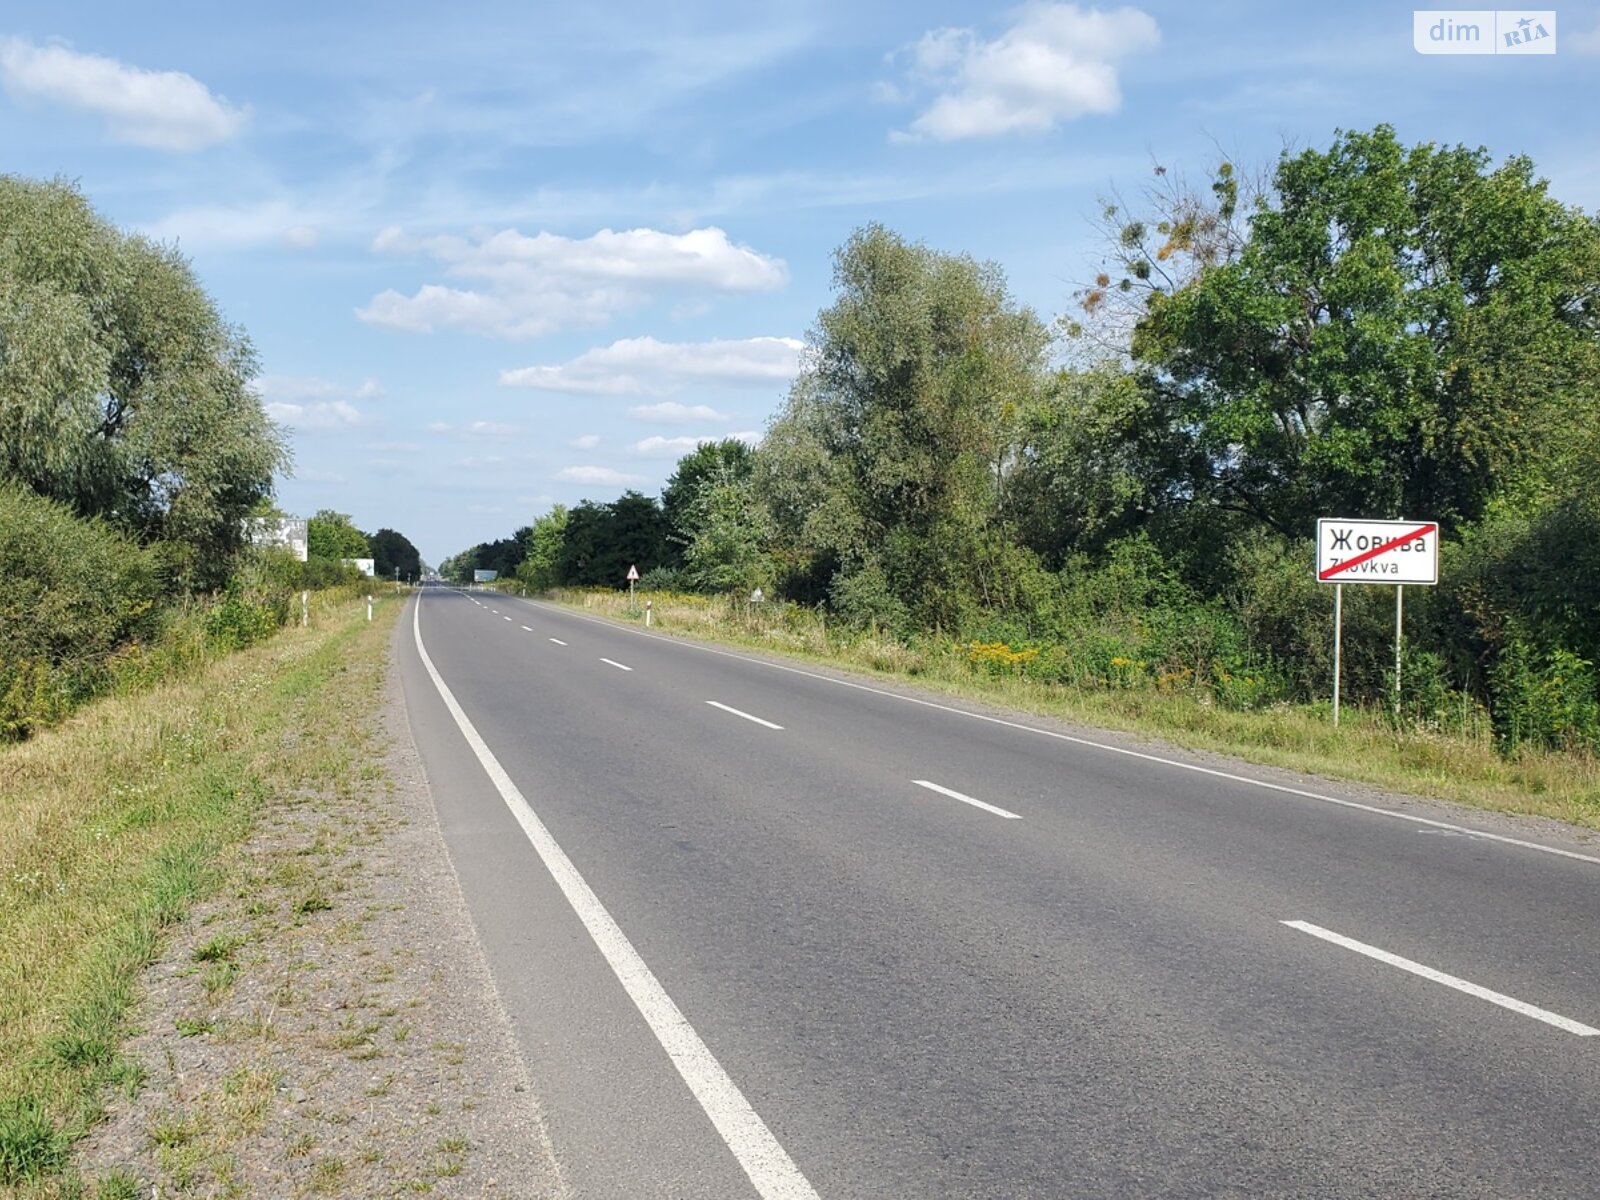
[0,589,401,1193]
[533,586,1600,828]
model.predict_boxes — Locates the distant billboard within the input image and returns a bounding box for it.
[243,516,308,561]
[343,558,376,577]
[473,569,498,583]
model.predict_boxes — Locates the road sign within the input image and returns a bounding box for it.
[1316,518,1438,586]
[626,564,640,581]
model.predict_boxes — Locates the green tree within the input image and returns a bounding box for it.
[0,176,286,589]
[370,528,422,582]
[516,505,568,591]
[661,438,755,553]
[680,463,772,593]
[553,492,669,587]
[1128,126,1600,535]
[757,224,1049,628]
[306,510,371,561]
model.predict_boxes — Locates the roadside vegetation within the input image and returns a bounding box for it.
[0,589,398,1195]
[535,586,1600,826]
[0,177,426,743]
[456,125,1600,795]
[1,174,435,1192]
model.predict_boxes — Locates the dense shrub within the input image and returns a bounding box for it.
[0,485,161,737]
[1490,642,1600,755]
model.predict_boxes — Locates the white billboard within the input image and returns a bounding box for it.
[243,516,309,561]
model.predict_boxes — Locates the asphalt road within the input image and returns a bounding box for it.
[395,586,1600,1198]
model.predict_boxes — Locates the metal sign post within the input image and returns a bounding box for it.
[1316,518,1439,726]
[1395,585,1404,720]
[1333,583,1343,727]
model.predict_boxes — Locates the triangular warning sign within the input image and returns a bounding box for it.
[626,564,640,581]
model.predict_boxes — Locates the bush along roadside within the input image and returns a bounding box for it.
[0,588,399,1194]
[0,482,372,743]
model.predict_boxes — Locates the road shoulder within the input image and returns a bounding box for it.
[73,605,568,1198]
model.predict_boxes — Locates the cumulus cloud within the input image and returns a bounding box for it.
[571,434,602,449]
[632,432,760,458]
[0,37,246,151]
[257,376,381,430]
[627,401,729,424]
[555,465,644,485]
[499,335,803,395]
[889,4,1159,141]
[283,224,319,249]
[267,401,369,430]
[357,225,787,340]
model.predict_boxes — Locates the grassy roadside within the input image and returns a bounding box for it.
[0,588,401,1196]
[525,586,1600,829]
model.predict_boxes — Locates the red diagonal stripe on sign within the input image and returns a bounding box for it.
[1319,524,1436,581]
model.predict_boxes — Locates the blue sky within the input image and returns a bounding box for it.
[3,1,1597,566]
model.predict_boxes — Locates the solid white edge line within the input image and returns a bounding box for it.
[600,658,633,672]
[1281,920,1600,1036]
[506,596,1600,869]
[706,701,784,730]
[522,625,533,632]
[504,616,512,621]
[411,593,820,1198]
[913,779,1023,820]
[548,638,567,646]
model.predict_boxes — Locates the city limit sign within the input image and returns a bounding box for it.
[1316,518,1439,586]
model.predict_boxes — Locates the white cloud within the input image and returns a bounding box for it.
[555,465,644,485]
[258,376,382,430]
[633,430,761,457]
[267,400,370,430]
[890,4,1159,141]
[627,401,729,423]
[257,375,384,403]
[283,225,319,249]
[357,225,787,340]
[0,37,246,151]
[571,434,602,449]
[499,335,803,395]
[425,420,520,440]
[633,435,715,458]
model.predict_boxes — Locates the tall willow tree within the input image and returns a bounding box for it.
[0,176,285,589]
[757,224,1048,630]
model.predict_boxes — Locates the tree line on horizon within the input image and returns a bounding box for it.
[446,125,1600,755]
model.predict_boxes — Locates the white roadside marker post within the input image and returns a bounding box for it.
[646,599,653,628]
[301,590,308,628]
[367,594,373,622]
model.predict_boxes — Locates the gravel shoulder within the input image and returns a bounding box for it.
[73,627,569,1198]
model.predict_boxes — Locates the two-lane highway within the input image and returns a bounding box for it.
[396,586,1600,1197]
